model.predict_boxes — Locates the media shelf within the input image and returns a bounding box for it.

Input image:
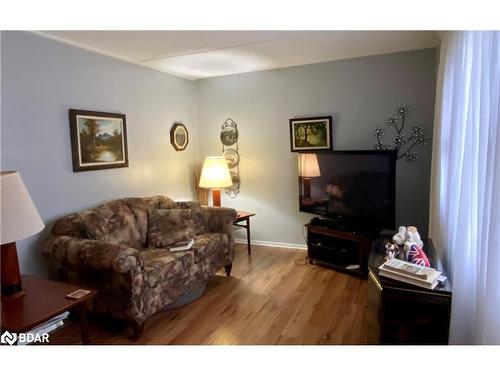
[305,223,374,278]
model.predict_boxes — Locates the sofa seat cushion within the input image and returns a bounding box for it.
[147,208,195,248]
[192,233,229,262]
[139,248,194,288]
[82,201,142,249]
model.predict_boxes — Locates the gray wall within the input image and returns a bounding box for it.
[1,31,198,275]
[196,48,437,247]
[1,31,436,275]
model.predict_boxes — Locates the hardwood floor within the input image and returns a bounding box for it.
[49,244,368,344]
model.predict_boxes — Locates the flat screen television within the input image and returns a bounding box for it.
[298,150,396,229]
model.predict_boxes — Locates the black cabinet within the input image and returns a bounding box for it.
[366,238,452,344]
[306,224,373,278]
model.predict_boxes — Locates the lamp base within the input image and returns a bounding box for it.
[212,189,221,206]
[1,242,26,300]
[1,289,27,301]
[303,177,312,199]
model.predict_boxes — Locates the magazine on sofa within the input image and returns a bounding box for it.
[169,239,195,252]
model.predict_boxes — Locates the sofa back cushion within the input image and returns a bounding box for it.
[49,196,203,247]
[52,212,89,239]
[121,196,177,245]
[82,201,143,249]
[147,208,194,248]
[161,201,205,235]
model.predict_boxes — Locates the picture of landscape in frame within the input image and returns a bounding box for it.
[69,109,129,172]
[289,116,332,152]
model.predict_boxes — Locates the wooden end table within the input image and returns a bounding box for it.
[234,211,256,255]
[1,275,96,345]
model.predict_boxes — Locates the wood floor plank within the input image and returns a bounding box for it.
[48,244,367,345]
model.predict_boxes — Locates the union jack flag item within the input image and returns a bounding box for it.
[408,245,430,267]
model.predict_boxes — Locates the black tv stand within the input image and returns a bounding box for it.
[306,218,376,278]
[309,216,366,233]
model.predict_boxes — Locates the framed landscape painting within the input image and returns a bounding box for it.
[69,109,129,172]
[289,116,333,152]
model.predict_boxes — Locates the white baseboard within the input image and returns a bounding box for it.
[234,238,307,250]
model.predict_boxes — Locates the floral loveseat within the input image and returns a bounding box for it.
[43,196,237,337]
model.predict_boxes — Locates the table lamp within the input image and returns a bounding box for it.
[198,156,232,206]
[298,153,321,199]
[1,171,45,300]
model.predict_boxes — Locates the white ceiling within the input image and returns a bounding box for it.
[36,31,439,80]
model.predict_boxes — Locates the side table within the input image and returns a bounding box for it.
[1,275,96,345]
[234,211,256,255]
[366,238,452,344]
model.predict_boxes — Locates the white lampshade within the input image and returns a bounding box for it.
[1,171,45,245]
[199,156,232,188]
[298,153,321,177]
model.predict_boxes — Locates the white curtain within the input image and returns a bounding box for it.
[429,31,500,344]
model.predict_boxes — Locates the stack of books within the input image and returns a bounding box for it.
[378,258,442,290]
[17,311,70,345]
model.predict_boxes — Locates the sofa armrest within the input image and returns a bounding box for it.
[43,235,144,274]
[202,206,237,264]
[202,206,237,235]
[43,235,147,323]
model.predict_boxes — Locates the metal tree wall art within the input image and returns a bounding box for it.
[373,105,429,162]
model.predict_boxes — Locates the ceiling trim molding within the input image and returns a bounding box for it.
[30,31,196,80]
[30,30,438,81]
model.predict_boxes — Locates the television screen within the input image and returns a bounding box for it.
[298,150,396,229]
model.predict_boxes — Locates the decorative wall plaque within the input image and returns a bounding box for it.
[220,118,240,198]
[170,122,189,151]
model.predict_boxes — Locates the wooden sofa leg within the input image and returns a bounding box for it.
[224,264,232,277]
[131,321,144,341]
